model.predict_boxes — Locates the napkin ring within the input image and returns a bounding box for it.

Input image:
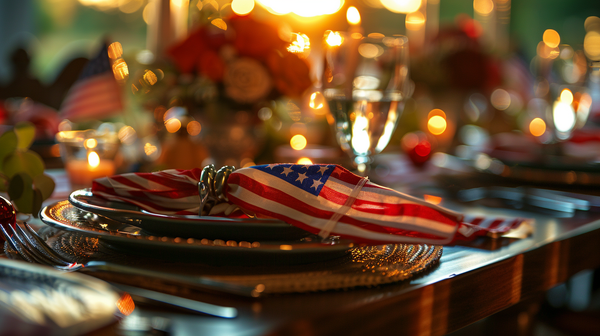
[198,165,236,216]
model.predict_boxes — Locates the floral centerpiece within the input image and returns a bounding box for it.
[167,14,312,112]
[137,14,313,167]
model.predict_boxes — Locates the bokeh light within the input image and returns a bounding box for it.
[144,142,157,156]
[290,134,308,150]
[427,115,447,135]
[297,157,313,164]
[584,31,600,60]
[553,101,576,133]
[107,42,123,59]
[187,120,202,136]
[84,138,97,149]
[473,0,494,16]
[232,0,254,15]
[347,6,361,25]
[543,29,560,48]
[560,89,574,105]
[325,30,343,46]
[490,89,511,110]
[405,11,425,31]
[529,117,546,137]
[257,0,344,17]
[423,194,442,205]
[287,33,310,54]
[380,0,422,14]
[165,118,182,133]
[112,58,129,82]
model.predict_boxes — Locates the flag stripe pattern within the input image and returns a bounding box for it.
[61,43,123,121]
[91,164,528,244]
[225,164,527,244]
[93,168,203,215]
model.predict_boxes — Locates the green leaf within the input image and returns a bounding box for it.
[3,150,45,178]
[0,131,18,171]
[14,121,36,150]
[33,173,55,200]
[31,188,43,218]
[9,173,34,214]
[7,173,26,200]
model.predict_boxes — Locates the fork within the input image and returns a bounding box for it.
[0,222,257,318]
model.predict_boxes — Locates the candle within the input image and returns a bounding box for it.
[65,158,116,188]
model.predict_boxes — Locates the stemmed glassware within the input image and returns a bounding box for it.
[322,31,412,174]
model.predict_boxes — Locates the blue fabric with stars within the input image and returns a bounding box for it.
[253,164,336,196]
[78,43,112,80]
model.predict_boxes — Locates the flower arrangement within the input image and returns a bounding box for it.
[161,14,313,122]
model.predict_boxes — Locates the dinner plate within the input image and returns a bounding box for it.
[40,201,354,266]
[0,258,121,336]
[69,189,311,241]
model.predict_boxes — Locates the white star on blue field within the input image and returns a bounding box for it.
[254,164,336,196]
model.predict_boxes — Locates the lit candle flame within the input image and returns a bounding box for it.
[88,151,100,168]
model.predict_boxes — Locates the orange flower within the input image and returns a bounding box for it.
[267,52,312,98]
[198,50,225,82]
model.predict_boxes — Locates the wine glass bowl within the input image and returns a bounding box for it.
[322,31,411,173]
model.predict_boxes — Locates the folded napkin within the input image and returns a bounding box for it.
[93,164,529,245]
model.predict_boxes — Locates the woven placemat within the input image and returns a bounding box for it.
[22,225,443,294]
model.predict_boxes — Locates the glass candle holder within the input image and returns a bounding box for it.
[56,130,120,189]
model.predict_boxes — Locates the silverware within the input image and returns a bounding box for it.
[0,222,257,318]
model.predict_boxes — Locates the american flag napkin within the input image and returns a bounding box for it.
[92,164,529,245]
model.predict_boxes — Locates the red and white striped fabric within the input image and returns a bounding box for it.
[61,43,123,121]
[93,169,203,216]
[91,164,528,245]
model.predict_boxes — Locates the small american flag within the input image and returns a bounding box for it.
[60,43,123,121]
[92,164,528,245]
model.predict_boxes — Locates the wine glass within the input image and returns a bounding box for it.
[322,31,412,174]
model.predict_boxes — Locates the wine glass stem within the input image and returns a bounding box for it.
[355,156,370,176]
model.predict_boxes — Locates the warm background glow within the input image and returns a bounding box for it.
[380,0,422,14]
[257,0,344,17]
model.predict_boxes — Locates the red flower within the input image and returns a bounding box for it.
[229,15,286,60]
[168,26,227,73]
[198,49,225,82]
[267,51,312,99]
